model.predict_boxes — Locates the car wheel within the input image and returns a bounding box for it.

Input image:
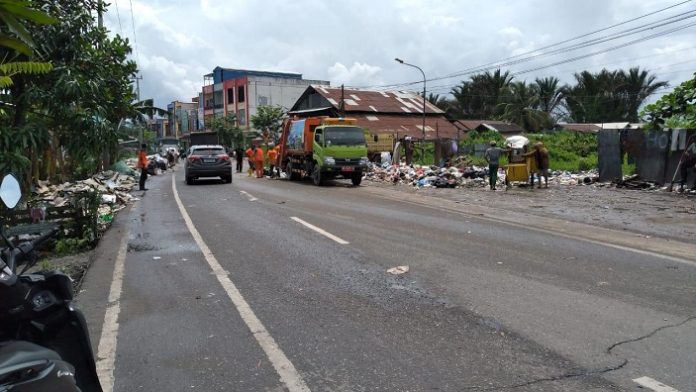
[186,176,193,185]
[351,172,362,186]
[224,175,232,183]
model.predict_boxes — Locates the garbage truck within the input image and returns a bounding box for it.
[277,117,368,186]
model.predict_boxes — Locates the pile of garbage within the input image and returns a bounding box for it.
[366,163,493,188]
[367,163,600,189]
[549,170,599,186]
[34,171,138,230]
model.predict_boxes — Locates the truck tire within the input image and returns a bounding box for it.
[288,162,301,181]
[312,165,323,186]
[351,172,362,186]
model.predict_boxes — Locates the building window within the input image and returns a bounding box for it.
[237,85,245,103]
[258,96,268,106]
[238,109,246,125]
[227,88,234,104]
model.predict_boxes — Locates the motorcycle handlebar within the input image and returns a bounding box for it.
[8,227,59,272]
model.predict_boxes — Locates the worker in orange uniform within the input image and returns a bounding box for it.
[253,145,265,178]
[245,146,254,177]
[267,146,278,178]
[136,143,149,191]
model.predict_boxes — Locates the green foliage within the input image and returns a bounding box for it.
[38,259,52,271]
[563,67,667,123]
[54,237,90,256]
[642,72,696,128]
[250,105,285,145]
[1,0,140,185]
[527,131,598,171]
[210,113,243,148]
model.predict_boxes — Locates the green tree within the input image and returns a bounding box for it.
[210,113,243,148]
[250,105,285,147]
[500,81,550,132]
[0,0,56,88]
[642,72,696,128]
[562,67,666,123]
[622,67,668,122]
[450,69,514,119]
[533,76,565,118]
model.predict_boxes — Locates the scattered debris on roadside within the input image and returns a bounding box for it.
[387,265,410,275]
[33,170,138,231]
[366,162,600,189]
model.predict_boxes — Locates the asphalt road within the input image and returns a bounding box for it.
[79,165,696,392]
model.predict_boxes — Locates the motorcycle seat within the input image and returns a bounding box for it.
[0,341,60,370]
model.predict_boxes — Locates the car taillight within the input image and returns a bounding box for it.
[188,155,201,163]
[218,154,230,161]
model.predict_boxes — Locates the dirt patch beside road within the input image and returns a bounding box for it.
[366,180,696,243]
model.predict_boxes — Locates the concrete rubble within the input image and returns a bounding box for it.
[33,171,138,231]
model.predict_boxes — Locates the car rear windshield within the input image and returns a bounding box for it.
[325,127,366,146]
[192,148,225,156]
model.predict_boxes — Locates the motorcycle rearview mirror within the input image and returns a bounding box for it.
[0,174,22,209]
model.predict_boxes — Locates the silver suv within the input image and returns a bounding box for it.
[184,145,232,185]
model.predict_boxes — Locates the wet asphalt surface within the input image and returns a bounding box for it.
[81,165,696,391]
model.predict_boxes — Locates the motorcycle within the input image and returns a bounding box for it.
[0,174,103,391]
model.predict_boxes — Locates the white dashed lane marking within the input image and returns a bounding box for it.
[290,217,350,245]
[174,175,311,392]
[239,190,258,201]
[633,376,681,392]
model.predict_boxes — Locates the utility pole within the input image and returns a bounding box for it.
[132,74,144,144]
[339,84,346,117]
[395,58,426,163]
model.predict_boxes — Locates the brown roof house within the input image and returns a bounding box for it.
[452,120,525,136]
[290,85,460,140]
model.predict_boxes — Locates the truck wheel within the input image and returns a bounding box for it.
[351,172,362,186]
[312,166,323,186]
[288,162,301,181]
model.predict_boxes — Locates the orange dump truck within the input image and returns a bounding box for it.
[277,117,369,186]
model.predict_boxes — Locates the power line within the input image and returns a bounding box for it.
[398,21,696,95]
[439,0,696,79]
[128,0,140,65]
[353,0,695,90]
[114,0,123,35]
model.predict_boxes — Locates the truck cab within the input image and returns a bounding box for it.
[311,118,368,185]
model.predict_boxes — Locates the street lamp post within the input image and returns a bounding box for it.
[395,58,426,163]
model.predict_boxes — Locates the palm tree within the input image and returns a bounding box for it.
[533,77,564,118]
[500,81,549,131]
[426,93,448,109]
[620,67,668,122]
[450,68,514,119]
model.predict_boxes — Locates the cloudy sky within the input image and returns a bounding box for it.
[103,0,696,108]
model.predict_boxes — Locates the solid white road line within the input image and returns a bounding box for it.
[290,217,350,245]
[173,175,310,392]
[96,228,129,392]
[239,190,258,201]
[633,376,681,392]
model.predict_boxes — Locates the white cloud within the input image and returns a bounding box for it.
[499,26,523,37]
[327,62,383,87]
[102,0,696,108]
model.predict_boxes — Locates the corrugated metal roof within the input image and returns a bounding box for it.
[353,114,460,140]
[308,85,444,115]
[557,123,601,133]
[452,120,524,134]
